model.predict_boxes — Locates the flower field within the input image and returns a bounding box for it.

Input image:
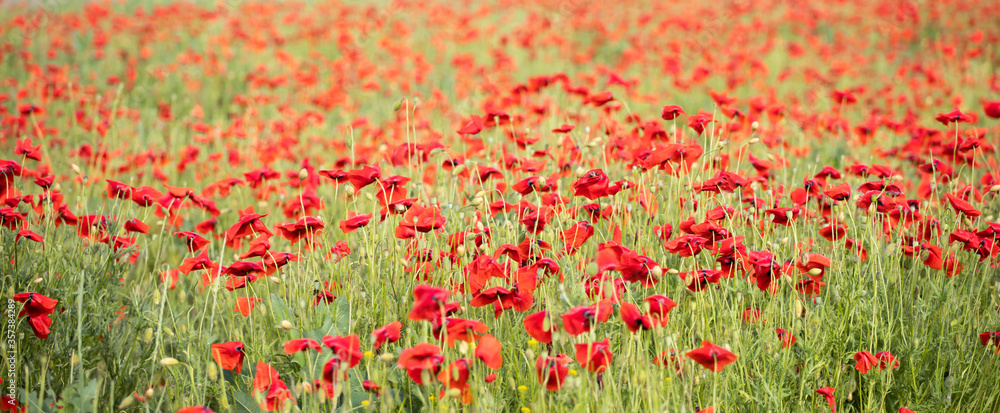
[2,0,1000,412]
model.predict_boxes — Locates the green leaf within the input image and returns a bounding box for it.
[269,293,292,322]
[232,391,265,413]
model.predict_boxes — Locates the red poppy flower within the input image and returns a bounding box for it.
[560,221,595,253]
[588,91,614,106]
[175,231,210,253]
[283,338,322,354]
[234,296,261,317]
[408,284,452,321]
[524,310,558,343]
[432,317,488,346]
[437,358,472,389]
[14,137,42,161]
[322,334,363,369]
[619,302,653,333]
[561,300,613,337]
[398,343,444,385]
[551,124,575,133]
[177,407,215,413]
[575,338,614,373]
[457,115,484,135]
[679,269,723,292]
[935,107,975,126]
[687,112,716,135]
[875,351,899,370]
[254,361,294,411]
[644,294,677,327]
[686,341,738,372]
[571,169,610,200]
[775,328,797,348]
[536,353,572,391]
[944,193,981,217]
[225,212,272,249]
[983,101,1000,118]
[661,105,686,120]
[14,230,43,247]
[853,351,878,373]
[979,331,1000,352]
[371,321,403,351]
[13,293,57,318]
[815,387,836,412]
[475,334,503,369]
[211,342,245,373]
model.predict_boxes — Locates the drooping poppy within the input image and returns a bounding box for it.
[816,387,836,412]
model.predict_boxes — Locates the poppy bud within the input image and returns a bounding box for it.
[118,395,135,409]
[207,362,218,381]
[456,245,467,256]
[751,121,759,131]
[471,197,484,206]
[393,99,404,112]
[808,268,822,276]
[71,163,82,175]
[160,357,179,366]
[749,138,760,144]
[446,388,462,398]
[451,164,466,176]
[144,328,154,343]
[33,277,43,284]
[280,320,294,330]
[270,276,281,284]
[344,184,356,193]
[298,168,308,181]
[991,184,1000,192]
[667,268,679,275]
[537,176,547,187]
[379,353,396,364]
[364,192,375,202]
[651,266,663,278]
[717,139,729,148]
[300,381,313,394]
[575,167,586,176]
[525,348,535,361]
[145,388,155,398]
